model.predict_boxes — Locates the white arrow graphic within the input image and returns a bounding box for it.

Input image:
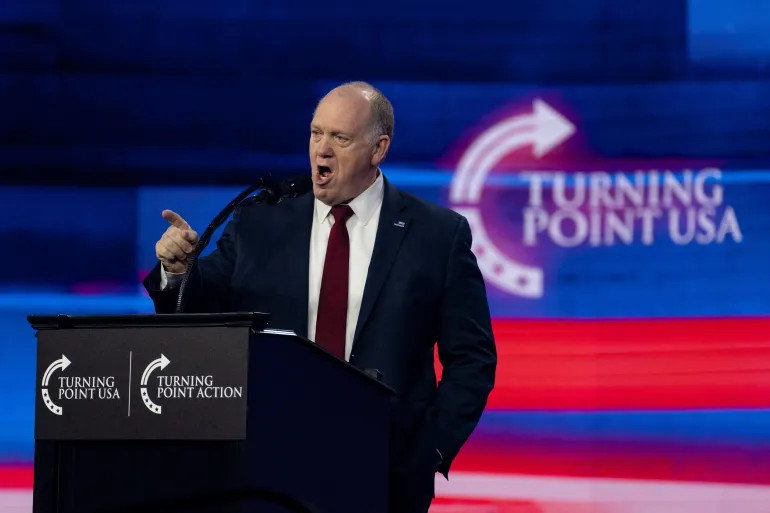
[449,99,575,299]
[141,354,170,386]
[140,354,170,415]
[451,99,575,204]
[41,354,71,415]
[42,354,71,387]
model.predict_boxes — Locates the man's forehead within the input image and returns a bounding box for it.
[320,87,370,110]
[312,90,371,128]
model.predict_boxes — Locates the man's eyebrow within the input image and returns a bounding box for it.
[309,125,352,138]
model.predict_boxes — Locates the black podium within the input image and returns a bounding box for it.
[29,312,394,513]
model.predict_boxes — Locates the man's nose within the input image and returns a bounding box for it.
[316,135,334,158]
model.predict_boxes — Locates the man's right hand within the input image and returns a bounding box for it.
[155,210,199,274]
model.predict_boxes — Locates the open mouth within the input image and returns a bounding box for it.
[317,165,333,185]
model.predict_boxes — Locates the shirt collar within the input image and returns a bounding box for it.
[314,170,384,226]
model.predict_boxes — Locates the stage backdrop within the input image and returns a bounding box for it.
[2,0,770,512]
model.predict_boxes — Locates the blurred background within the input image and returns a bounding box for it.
[2,0,770,511]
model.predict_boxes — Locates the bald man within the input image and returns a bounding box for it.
[145,81,496,513]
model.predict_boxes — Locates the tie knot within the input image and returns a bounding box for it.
[331,204,354,224]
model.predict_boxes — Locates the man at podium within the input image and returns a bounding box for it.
[144,81,497,513]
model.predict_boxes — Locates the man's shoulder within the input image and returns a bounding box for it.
[393,186,465,229]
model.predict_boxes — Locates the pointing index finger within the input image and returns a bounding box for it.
[162,209,191,230]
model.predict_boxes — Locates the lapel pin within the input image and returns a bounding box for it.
[393,221,406,228]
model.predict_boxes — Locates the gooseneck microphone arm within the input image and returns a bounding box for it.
[174,174,312,313]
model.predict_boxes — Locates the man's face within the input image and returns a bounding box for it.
[309,88,387,206]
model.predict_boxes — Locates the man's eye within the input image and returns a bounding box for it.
[335,135,350,143]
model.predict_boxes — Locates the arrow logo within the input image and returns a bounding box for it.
[41,354,71,415]
[42,354,71,387]
[451,99,575,204]
[140,354,170,414]
[449,99,575,298]
[141,354,170,386]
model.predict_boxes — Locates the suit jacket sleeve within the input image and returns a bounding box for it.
[142,210,241,313]
[420,215,497,476]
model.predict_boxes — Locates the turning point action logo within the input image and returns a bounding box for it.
[449,98,743,299]
[140,353,243,415]
[140,354,170,414]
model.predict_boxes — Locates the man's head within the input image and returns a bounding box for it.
[309,81,393,206]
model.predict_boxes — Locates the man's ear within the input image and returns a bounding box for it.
[371,135,391,167]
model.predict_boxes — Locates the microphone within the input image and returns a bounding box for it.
[241,174,313,206]
[175,174,313,313]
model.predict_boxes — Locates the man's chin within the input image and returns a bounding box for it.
[312,185,336,205]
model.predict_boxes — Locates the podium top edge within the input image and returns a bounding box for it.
[27,312,270,330]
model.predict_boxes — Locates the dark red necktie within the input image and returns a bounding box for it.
[315,205,354,359]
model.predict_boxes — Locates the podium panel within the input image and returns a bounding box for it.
[29,313,393,513]
[35,325,249,440]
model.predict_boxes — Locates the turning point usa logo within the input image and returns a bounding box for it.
[448,98,743,299]
[41,354,120,415]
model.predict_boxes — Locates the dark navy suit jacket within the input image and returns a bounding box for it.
[144,177,496,500]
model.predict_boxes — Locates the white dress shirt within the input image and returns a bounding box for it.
[308,173,383,360]
[161,172,384,362]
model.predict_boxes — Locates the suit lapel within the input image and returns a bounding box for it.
[353,178,411,346]
[281,192,314,338]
